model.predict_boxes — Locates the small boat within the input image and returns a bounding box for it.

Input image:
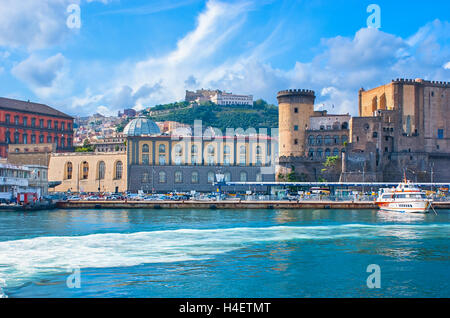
[375,179,432,213]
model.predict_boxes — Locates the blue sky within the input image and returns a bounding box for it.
[0,0,449,117]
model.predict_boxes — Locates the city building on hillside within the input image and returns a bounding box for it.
[185,89,253,106]
[94,135,126,153]
[0,97,74,158]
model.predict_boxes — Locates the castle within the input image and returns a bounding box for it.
[277,78,450,182]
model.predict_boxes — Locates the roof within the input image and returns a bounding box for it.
[123,117,161,136]
[0,97,73,119]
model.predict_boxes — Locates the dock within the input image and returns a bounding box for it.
[57,200,450,210]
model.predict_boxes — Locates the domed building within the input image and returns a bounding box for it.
[123,117,161,136]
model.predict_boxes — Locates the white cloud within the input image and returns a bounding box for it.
[11,53,72,99]
[55,3,450,117]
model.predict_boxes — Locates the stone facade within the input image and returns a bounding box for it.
[48,152,127,193]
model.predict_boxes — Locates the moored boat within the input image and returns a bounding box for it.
[375,179,431,213]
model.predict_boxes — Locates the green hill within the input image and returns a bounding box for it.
[141,99,278,132]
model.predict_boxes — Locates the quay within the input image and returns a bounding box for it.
[57,200,450,210]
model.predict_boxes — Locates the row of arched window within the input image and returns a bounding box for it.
[308,135,347,146]
[142,170,262,184]
[64,161,123,180]
[308,148,344,158]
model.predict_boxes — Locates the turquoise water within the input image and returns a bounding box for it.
[0,208,449,298]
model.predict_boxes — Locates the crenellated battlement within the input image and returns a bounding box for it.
[391,78,450,87]
[277,89,316,97]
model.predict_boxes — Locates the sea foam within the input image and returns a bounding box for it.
[0,223,448,287]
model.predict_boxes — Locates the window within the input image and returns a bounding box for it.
[239,145,246,165]
[47,120,52,129]
[39,135,44,143]
[31,118,36,127]
[14,116,19,125]
[98,161,105,180]
[31,134,36,144]
[294,125,299,131]
[438,129,444,139]
[115,161,123,179]
[333,135,339,144]
[316,135,322,145]
[5,131,10,143]
[68,123,72,131]
[142,172,149,183]
[294,108,298,113]
[207,171,215,184]
[191,171,199,184]
[174,171,183,183]
[54,121,58,130]
[308,148,314,158]
[373,132,378,138]
[224,145,231,154]
[65,162,73,180]
[23,117,27,126]
[191,144,198,153]
[308,135,314,145]
[142,154,149,165]
[14,132,20,143]
[256,172,262,182]
[5,114,10,123]
[39,119,44,128]
[324,135,332,145]
[159,144,166,153]
[54,136,58,146]
[61,122,65,131]
[325,148,331,157]
[61,138,65,148]
[82,161,89,179]
[159,155,166,165]
[240,171,247,182]
[333,148,339,157]
[142,144,149,152]
[224,171,231,182]
[23,134,28,144]
[159,171,166,183]
[316,148,323,158]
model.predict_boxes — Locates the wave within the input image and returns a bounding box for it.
[0,223,448,287]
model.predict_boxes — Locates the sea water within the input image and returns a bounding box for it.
[0,208,448,298]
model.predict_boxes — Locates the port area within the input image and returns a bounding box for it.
[57,200,450,210]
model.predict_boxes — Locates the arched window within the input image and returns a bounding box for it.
[316,148,323,158]
[333,135,339,144]
[308,135,314,145]
[224,145,231,154]
[159,144,166,153]
[308,148,314,158]
[191,171,199,184]
[224,171,231,182]
[341,135,348,144]
[316,135,322,145]
[174,144,182,155]
[333,148,339,157]
[255,145,262,155]
[115,161,123,179]
[81,161,89,179]
[341,122,348,130]
[191,144,198,153]
[324,135,332,145]
[240,171,247,182]
[159,171,166,183]
[65,162,73,180]
[142,144,149,152]
[325,148,331,157]
[174,171,182,183]
[98,161,105,180]
[207,145,215,154]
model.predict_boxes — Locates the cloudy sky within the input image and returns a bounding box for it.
[0,0,449,117]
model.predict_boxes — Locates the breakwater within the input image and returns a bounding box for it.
[57,200,450,209]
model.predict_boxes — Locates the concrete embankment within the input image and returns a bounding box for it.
[57,200,450,210]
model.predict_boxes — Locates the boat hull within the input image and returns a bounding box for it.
[376,201,431,213]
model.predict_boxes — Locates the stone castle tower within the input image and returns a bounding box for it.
[277,89,316,157]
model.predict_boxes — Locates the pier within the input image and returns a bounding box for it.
[57,200,450,210]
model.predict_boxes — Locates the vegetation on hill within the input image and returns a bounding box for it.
[145,99,278,131]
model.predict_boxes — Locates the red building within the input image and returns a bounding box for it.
[0,97,74,158]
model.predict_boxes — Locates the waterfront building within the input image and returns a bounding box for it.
[25,164,48,197]
[48,151,127,193]
[48,117,277,193]
[277,78,450,182]
[0,97,74,158]
[0,162,30,201]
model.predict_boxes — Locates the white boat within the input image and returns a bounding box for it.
[375,179,431,213]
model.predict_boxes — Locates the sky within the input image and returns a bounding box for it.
[0,0,449,117]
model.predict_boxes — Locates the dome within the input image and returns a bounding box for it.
[123,117,161,136]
